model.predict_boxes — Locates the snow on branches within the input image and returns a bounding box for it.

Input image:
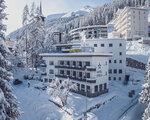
[140,57,150,120]
[47,78,77,107]
[0,43,20,120]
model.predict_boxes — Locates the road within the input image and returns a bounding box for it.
[118,97,145,120]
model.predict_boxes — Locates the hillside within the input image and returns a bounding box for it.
[8,0,148,42]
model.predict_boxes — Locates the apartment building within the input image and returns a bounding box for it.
[69,25,108,41]
[78,38,126,81]
[40,52,112,97]
[109,7,149,39]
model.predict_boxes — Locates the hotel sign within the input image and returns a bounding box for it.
[97,62,103,77]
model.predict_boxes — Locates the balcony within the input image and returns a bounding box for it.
[40,64,47,67]
[55,75,96,83]
[41,73,47,76]
[86,66,96,71]
[55,65,96,71]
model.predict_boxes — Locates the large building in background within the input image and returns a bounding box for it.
[69,25,108,41]
[109,7,149,40]
[40,52,112,97]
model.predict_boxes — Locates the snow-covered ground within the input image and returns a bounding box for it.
[12,67,145,120]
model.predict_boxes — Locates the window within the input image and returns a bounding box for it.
[77,83,80,90]
[73,61,76,67]
[114,69,117,74]
[94,31,97,33]
[95,85,98,92]
[85,61,90,66]
[109,77,111,81]
[49,61,54,65]
[114,77,116,80]
[88,35,92,38]
[67,70,70,76]
[86,73,90,78]
[94,44,97,47]
[67,61,70,66]
[119,69,122,74]
[119,43,122,46]
[89,31,92,34]
[49,69,54,74]
[119,77,121,81]
[119,52,122,55]
[114,60,117,63]
[99,84,102,91]
[60,70,64,74]
[73,71,76,77]
[104,83,107,90]
[87,86,90,92]
[60,61,64,66]
[109,43,113,47]
[101,44,105,47]
[109,60,112,63]
[79,61,82,67]
[119,60,122,63]
[49,79,52,83]
[79,72,82,78]
[109,69,112,74]
[81,84,85,91]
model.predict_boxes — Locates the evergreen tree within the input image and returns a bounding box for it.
[22,5,29,26]
[140,57,150,120]
[30,2,36,19]
[0,1,20,119]
[18,3,45,68]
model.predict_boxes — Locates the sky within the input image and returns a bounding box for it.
[6,0,110,35]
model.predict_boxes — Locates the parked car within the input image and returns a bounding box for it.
[13,79,23,85]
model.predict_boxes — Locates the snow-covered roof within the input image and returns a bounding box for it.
[40,52,112,57]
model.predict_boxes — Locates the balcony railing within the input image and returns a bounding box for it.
[55,74,96,83]
[41,73,47,76]
[55,65,96,71]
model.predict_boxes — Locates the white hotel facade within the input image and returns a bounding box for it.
[40,53,112,97]
[82,38,126,81]
[108,7,149,39]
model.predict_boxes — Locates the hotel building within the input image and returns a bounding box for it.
[109,7,149,40]
[40,52,112,97]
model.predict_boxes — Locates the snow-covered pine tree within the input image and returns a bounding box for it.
[16,4,30,66]
[140,57,150,120]
[140,58,150,104]
[142,103,150,120]
[0,1,20,119]
[30,2,36,19]
[27,4,45,68]
[22,5,29,25]
[17,3,45,68]
[0,44,20,120]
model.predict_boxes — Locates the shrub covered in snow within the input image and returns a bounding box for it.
[47,78,77,107]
